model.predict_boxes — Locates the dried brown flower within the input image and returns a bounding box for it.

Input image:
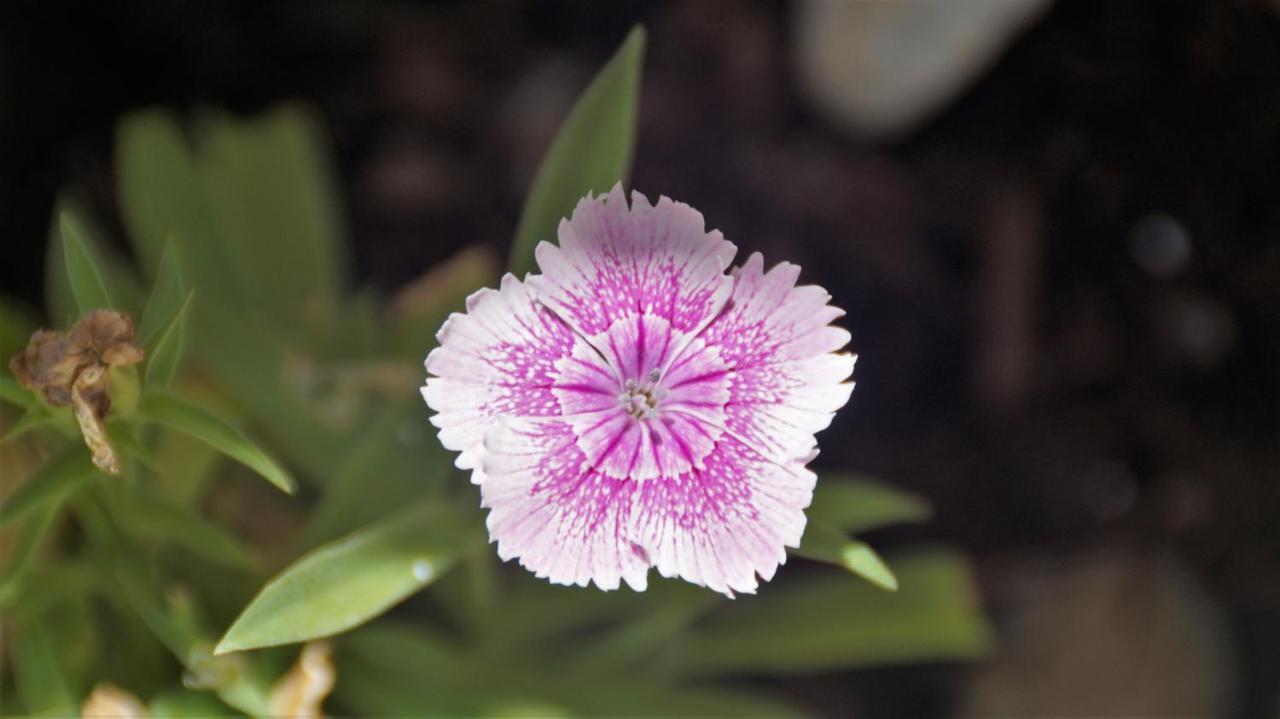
[9,309,144,474]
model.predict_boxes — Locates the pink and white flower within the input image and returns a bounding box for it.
[422,185,855,596]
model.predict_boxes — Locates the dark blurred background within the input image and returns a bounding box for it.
[2,0,1278,715]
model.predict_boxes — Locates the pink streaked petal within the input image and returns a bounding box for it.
[588,312,682,385]
[550,341,619,416]
[697,252,856,464]
[422,274,589,476]
[660,335,732,421]
[528,184,737,342]
[482,418,649,591]
[481,419,813,597]
[626,435,814,596]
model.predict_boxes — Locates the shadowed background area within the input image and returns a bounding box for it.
[2,0,1278,716]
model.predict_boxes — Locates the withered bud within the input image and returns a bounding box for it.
[8,309,144,474]
[267,641,336,719]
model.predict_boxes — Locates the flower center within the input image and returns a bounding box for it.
[619,368,664,420]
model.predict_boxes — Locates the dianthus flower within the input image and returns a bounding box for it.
[423,185,854,595]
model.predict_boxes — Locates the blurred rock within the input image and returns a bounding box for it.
[793,0,1050,139]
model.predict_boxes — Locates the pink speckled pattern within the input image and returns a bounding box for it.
[422,184,856,596]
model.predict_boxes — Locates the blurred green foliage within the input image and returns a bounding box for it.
[0,26,990,717]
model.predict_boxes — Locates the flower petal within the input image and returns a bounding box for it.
[422,274,599,479]
[481,418,813,597]
[699,253,856,465]
[528,184,737,345]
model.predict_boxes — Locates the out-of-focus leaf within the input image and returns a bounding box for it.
[46,199,145,325]
[0,375,34,409]
[148,689,235,718]
[105,419,160,473]
[793,520,899,591]
[334,654,487,718]
[138,240,188,348]
[197,304,340,479]
[509,26,645,276]
[1,404,59,443]
[139,389,296,494]
[681,550,992,675]
[45,203,79,327]
[0,502,61,605]
[111,482,255,570]
[300,399,447,547]
[0,445,96,528]
[389,246,498,357]
[341,621,465,683]
[0,298,37,370]
[215,502,474,654]
[61,211,116,313]
[195,104,346,330]
[116,110,245,310]
[809,473,932,534]
[11,619,78,717]
[145,289,195,388]
[535,676,806,718]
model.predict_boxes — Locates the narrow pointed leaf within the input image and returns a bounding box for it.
[793,520,898,591]
[139,390,296,494]
[61,211,116,313]
[809,473,932,534]
[0,445,97,527]
[215,502,473,653]
[139,239,188,347]
[510,26,645,275]
[145,289,195,387]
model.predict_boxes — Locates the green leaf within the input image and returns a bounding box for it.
[341,621,465,684]
[809,473,933,534]
[148,689,234,719]
[11,618,78,716]
[195,104,346,329]
[144,289,196,387]
[0,445,97,528]
[139,389,297,494]
[0,297,37,371]
[793,520,898,591]
[0,375,35,410]
[0,502,62,605]
[300,398,448,547]
[1,404,58,443]
[105,419,161,472]
[113,483,256,570]
[116,110,245,311]
[681,550,993,675]
[215,502,474,654]
[61,210,116,313]
[509,26,645,275]
[138,239,188,347]
[194,303,341,480]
